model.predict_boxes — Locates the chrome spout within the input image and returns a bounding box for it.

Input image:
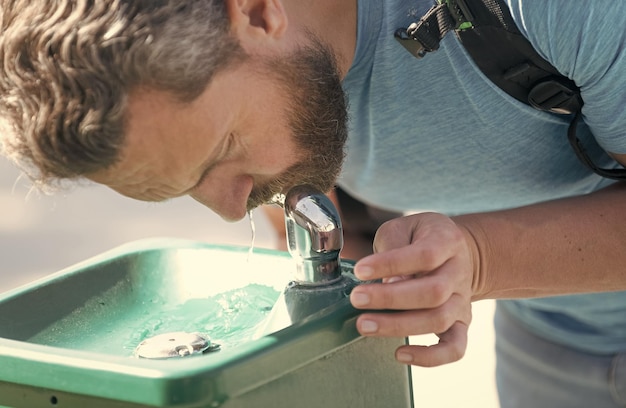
[284,185,343,285]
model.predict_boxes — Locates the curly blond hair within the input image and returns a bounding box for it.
[0,0,242,187]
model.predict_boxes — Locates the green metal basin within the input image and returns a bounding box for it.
[0,238,413,408]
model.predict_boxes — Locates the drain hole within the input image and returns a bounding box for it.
[50,395,58,405]
[134,331,213,359]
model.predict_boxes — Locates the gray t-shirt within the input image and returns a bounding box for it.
[340,0,626,354]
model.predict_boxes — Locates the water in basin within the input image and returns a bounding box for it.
[28,281,280,356]
[11,244,298,358]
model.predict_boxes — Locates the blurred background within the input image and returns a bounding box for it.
[0,155,498,407]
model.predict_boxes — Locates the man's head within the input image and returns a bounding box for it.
[0,0,348,220]
[0,0,240,183]
[90,36,348,220]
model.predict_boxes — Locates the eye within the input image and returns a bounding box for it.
[192,133,235,191]
[220,132,235,159]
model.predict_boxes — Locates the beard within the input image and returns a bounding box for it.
[245,36,349,211]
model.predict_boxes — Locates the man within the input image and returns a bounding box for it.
[1,0,625,406]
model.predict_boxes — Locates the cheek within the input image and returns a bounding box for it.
[245,104,301,169]
[253,135,301,173]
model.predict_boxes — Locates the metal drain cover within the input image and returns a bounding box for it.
[134,331,219,359]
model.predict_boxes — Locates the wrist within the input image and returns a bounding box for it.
[453,217,490,301]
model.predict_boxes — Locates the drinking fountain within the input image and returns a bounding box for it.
[0,186,414,408]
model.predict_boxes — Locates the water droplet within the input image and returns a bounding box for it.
[271,193,285,206]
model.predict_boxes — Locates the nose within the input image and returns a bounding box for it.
[190,174,254,221]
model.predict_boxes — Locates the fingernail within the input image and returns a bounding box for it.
[351,292,370,307]
[355,265,374,280]
[360,319,378,333]
[396,352,413,364]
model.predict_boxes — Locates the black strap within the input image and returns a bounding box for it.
[567,110,626,180]
[394,0,626,180]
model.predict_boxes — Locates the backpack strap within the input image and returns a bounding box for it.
[394,0,626,180]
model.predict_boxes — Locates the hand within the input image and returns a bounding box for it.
[349,212,476,367]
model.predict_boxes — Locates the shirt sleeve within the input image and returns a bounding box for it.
[507,0,626,153]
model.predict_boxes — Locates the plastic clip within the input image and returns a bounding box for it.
[528,77,582,115]
[394,25,428,59]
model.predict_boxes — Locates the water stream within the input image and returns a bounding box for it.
[247,210,256,263]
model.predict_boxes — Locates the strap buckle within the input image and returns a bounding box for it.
[394,3,457,59]
[394,24,428,59]
[527,77,582,115]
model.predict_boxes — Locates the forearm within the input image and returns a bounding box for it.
[455,181,626,300]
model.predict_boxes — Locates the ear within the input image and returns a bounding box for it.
[226,0,288,47]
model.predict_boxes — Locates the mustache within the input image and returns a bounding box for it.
[246,179,287,211]
[246,154,342,211]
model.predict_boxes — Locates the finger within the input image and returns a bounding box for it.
[354,229,465,281]
[395,322,469,367]
[351,274,451,310]
[351,261,465,310]
[354,244,449,281]
[354,293,471,337]
[372,213,459,254]
[353,213,466,281]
